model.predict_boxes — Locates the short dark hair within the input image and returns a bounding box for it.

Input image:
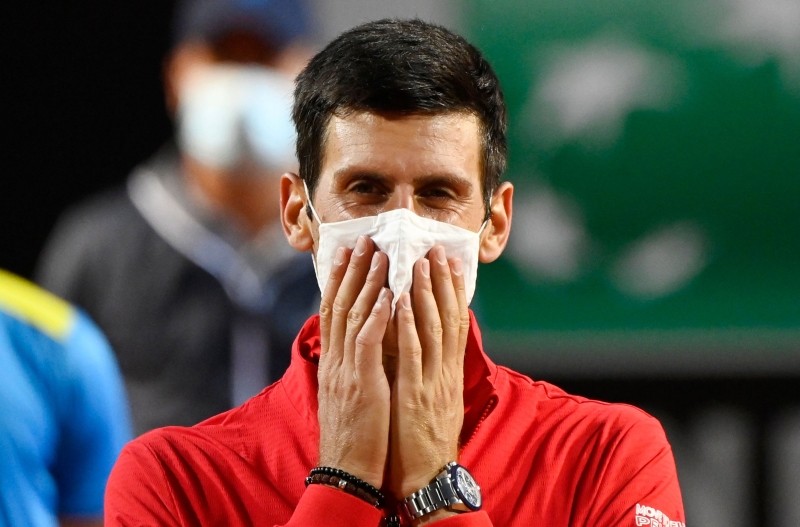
[293,18,507,210]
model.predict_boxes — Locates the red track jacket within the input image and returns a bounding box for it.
[105,313,685,526]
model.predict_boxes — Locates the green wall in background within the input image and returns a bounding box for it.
[464,0,800,370]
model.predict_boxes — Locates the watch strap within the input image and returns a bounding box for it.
[401,462,472,520]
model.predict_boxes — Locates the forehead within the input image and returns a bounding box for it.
[319,111,482,186]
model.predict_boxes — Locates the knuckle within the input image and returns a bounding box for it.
[318,300,333,319]
[347,307,367,326]
[363,273,381,291]
[348,257,363,273]
[442,309,461,329]
[428,320,443,339]
[332,298,349,317]
[354,331,374,348]
[399,303,416,322]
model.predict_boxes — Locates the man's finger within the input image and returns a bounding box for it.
[396,292,423,388]
[428,245,464,372]
[319,246,350,369]
[348,252,391,372]
[411,256,443,380]
[328,236,375,367]
[445,256,470,372]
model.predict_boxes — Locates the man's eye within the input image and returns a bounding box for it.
[349,182,383,195]
[420,187,454,200]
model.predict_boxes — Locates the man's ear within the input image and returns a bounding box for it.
[280,173,314,252]
[479,181,514,263]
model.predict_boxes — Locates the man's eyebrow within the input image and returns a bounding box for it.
[332,169,475,190]
[414,173,474,191]
[332,169,386,182]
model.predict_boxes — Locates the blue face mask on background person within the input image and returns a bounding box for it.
[306,183,487,313]
[177,65,297,172]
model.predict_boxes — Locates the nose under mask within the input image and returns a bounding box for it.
[306,186,485,313]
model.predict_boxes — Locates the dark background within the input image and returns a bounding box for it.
[4,3,177,279]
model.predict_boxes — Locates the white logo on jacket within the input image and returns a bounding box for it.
[634,503,686,527]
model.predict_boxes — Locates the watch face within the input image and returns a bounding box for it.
[452,465,482,510]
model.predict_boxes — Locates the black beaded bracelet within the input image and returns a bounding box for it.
[305,466,385,508]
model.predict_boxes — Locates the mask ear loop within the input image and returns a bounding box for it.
[302,179,324,279]
[303,180,323,224]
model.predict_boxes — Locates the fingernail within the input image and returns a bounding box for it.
[451,257,463,276]
[420,258,430,278]
[376,287,389,308]
[370,252,381,271]
[400,292,411,310]
[334,247,345,266]
[435,245,447,265]
[354,236,367,256]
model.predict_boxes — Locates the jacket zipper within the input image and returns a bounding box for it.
[462,395,498,449]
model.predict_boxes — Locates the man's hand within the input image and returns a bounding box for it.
[315,238,470,502]
[317,235,393,488]
[390,244,470,498]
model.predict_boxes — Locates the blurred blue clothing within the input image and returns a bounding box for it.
[0,270,132,526]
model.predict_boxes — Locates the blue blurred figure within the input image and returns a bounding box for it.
[0,269,131,527]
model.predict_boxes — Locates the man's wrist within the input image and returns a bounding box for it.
[400,462,482,521]
[305,466,385,508]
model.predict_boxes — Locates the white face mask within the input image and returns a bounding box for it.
[177,65,297,172]
[306,184,486,312]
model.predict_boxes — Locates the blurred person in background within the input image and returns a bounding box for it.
[0,269,131,527]
[36,0,320,436]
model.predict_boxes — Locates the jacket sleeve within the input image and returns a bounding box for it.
[105,438,496,527]
[402,512,494,526]
[292,492,494,527]
[106,461,386,527]
[104,440,381,527]
[586,413,686,527]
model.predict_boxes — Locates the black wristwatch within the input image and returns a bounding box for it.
[401,462,482,520]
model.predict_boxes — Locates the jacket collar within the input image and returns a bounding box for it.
[281,311,499,447]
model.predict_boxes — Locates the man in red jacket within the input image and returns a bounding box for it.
[105,18,686,527]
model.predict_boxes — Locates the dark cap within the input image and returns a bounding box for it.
[172,0,312,51]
